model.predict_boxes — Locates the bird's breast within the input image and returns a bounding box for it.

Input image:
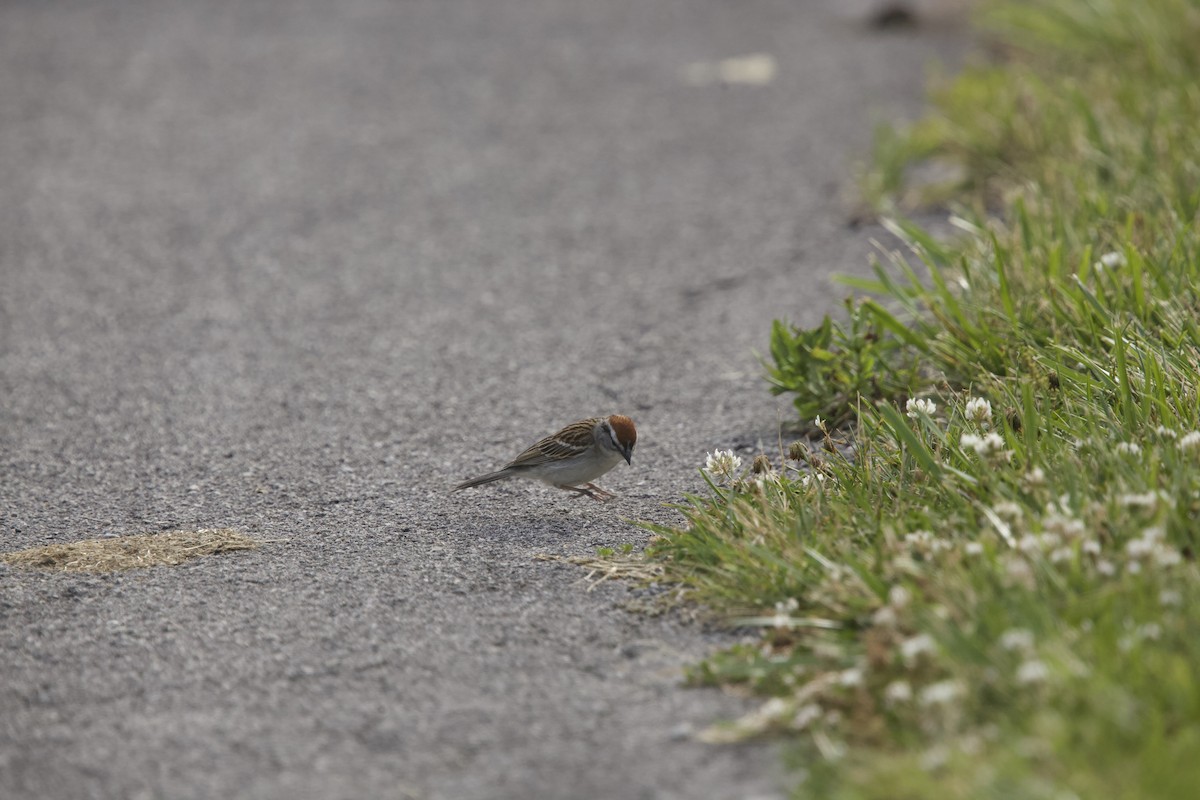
[534,450,623,485]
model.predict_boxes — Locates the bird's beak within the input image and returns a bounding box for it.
[622,446,633,465]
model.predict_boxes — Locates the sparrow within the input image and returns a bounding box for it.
[454,415,637,501]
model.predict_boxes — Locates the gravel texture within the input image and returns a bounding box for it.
[0,1,964,798]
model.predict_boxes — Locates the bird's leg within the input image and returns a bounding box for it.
[557,484,614,502]
[558,484,599,500]
[582,483,616,501]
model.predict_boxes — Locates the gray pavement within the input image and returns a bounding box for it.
[0,1,965,798]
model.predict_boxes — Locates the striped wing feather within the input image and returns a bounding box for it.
[504,417,599,470]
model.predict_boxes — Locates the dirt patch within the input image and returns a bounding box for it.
[0,529,260,573]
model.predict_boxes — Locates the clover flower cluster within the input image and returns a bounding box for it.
[702,396,1196,756]
[960,432,1007,457]
[906,398,937,419]
[964,397,992,425]
[704,449,743,485]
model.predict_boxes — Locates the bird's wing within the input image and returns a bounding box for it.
[504,418,599,469]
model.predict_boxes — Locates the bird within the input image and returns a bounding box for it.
[454,415,637,501]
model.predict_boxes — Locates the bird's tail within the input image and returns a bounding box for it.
[453,469,514,491]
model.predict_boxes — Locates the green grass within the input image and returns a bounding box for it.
[645,1,1200,796]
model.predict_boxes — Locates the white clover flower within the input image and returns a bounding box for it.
[1050,547,1074,564]
[1159,589,1182,607]
[964,541,985,556]
[1123,526,1181,570]
[1023,467,1047,489]
[917,679,964,707]
[1118,491,1160,509]
[961,432,1006,457]
[1004,555,1035,586]
[838,667,864,687]
[872,605,899,628]
[992,501,1024,520]
[999,628,1035,652]
[1125,537,1154,559]
[900,633,937,663]
[1154,548,1183,568]
[884,680,913,704]
[1015,659,1051,685]
[1178,431,1200,450]
[704,449,743,484]
[904,530,934,552]
[888,585,911,609]
[1039,532,1063,550]
[965,397,993,425]
[1017,534,1042,553]
[980,432,1006,453]
[1155,426,1178,439]
[1082,539,1102,555]
[906,398,937,419]
[777,597,800,613]
[800,472,828,489]
[1096,559,1117,576]
[1096,251,1126,269]
[1115,442,1142,456]
[1043,510,1087,540]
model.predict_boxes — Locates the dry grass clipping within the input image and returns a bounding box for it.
[534,552,666,591]
[0,528,260,573]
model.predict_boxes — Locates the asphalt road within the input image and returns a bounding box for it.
[0,2,965,798]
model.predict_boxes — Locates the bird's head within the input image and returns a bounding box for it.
[603,414,637,465]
